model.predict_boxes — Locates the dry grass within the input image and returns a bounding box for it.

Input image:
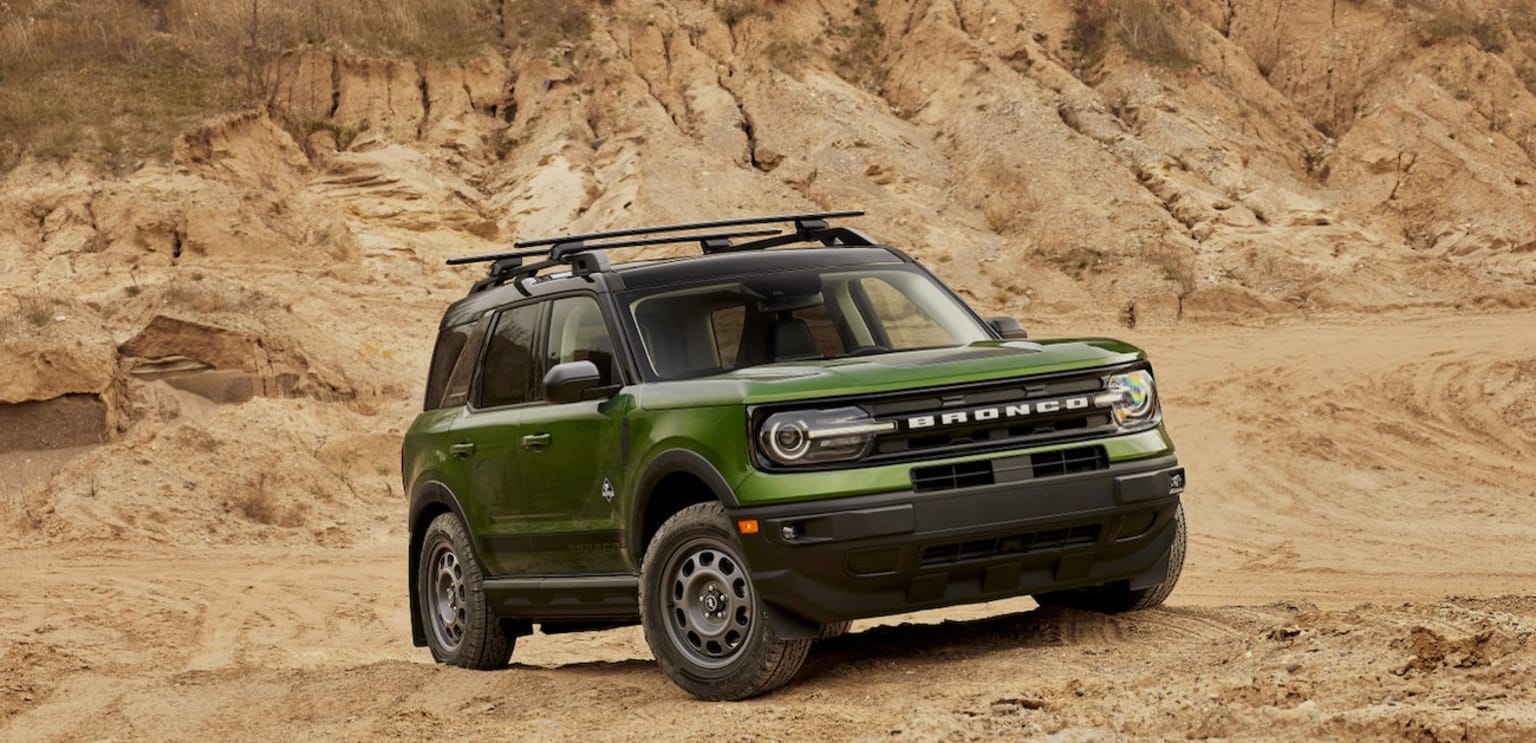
[1069,0,1191,71]
[717,0,769,27]
[0,0,499,166]
[502,0,592,53]
[1411,3,1506,51]
[831,0,885,91]
[1068,0,1114,70]
[234,476,307,527]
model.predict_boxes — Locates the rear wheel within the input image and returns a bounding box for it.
[417,512,513,669]
[640,502,811,700]
[1034,506,1187,613]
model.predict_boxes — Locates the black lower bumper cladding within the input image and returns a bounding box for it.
[729,455,1185,627]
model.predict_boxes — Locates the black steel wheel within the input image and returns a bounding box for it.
[640,502,810,700]
[416,512,513,669]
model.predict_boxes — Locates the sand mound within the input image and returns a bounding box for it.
[2,398,400,548]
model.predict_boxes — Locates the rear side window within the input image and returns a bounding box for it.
[478,303,542,408]
[423,322,473,410]
[438,318,489,409]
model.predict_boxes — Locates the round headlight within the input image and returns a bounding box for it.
[765,419,812,461]
[1106,370,1157,426]
[757,407,895,466]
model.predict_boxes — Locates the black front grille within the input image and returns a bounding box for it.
[863,371,1120,463]
[911,460,995,493]
[908,445,1110,493]
[920,525,1101,567]
[1031,445,1108,478]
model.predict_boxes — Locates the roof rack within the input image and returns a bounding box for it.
[448,210,870,295]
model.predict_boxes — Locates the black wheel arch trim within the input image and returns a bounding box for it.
[407,477,481,647]
[628,449,740,562]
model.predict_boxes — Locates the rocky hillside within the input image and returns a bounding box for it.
[3,0,1536,543]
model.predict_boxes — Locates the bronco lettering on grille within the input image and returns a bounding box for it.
[905,395,1099,430]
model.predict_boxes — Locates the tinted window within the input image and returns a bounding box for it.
[424,322,473,410]
[545,296,620,388]
[478,303,541,407]
[858,277,955,349]
[439,318,489,409]
[624,267,989,380]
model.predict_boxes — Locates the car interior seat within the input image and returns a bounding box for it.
[768,316,820,361]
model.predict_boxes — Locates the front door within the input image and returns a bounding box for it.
[516,295,631,575]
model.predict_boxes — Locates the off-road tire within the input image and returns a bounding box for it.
[819,620,853,640]
[640,502,811,701]
[418,512,514,669]
[1033,505,1187,613]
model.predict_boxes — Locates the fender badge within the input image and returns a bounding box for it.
[601,478,615,502]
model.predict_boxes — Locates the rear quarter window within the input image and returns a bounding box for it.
[424,322,474,410]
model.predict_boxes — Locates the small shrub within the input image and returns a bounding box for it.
[1069,0,1191,70]
[235,474,307,527]
[984,202,1023,234]
[717,0,769,26]
[1068,0,1113,69]
[831,0,886,90]
[1115,0,1192,68]
[1414,4,1502,50]
[17,292,54,326]
[766,39,810,74]
[502,0,592,53]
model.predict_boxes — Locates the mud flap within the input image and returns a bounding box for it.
[763,602,823,640]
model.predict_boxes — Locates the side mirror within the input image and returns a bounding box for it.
[543,360,606,404]
[985,316,1029,340]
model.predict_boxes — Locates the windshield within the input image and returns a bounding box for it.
[622,266,991,381]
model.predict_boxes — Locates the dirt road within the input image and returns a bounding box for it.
[4,309,1534,741]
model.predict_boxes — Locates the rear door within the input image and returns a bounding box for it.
[450,301,543,576]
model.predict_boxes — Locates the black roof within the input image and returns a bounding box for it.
[437,211,915,329]
[438,246,908,329]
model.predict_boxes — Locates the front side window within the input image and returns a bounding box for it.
[478,303,541,407]
[545,296,621,388]
[624,267,989,381]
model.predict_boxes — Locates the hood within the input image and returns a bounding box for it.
[636,338,1145,409]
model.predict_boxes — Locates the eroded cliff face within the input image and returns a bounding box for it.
[2,0,1535,544]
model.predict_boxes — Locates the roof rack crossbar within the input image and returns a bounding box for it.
[548,228,782,261]
[514,210,864,248]
[713,224,878,254]
[445,247,549,266]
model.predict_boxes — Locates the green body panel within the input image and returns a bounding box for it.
[636,339,1143,409]
[403,397,633,576]
[405,334,1167,577]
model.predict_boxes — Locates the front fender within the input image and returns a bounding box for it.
[626,449,740,562]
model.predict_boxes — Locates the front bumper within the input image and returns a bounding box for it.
[728,454,1185,628]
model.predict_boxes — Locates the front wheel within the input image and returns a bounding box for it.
[639,502,811,700]
[417,512,514,669]
[1033,505,1187,613]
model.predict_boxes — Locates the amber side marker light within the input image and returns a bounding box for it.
[736,519,760,535]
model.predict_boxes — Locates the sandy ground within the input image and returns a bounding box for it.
[4,308,1535,741]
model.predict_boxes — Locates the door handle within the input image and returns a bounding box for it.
[449,442,476,458]
[521,433,552,449]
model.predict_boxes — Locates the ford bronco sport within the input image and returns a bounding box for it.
[403,211,1186,700]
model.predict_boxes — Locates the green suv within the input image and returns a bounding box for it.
[403,211,1186,700]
